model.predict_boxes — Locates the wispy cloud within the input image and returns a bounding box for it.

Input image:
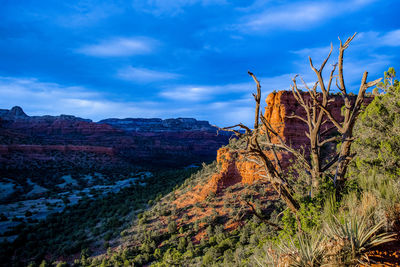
[0,76,163,121]
[207,98,255,126]
[291,45,333,58]
[380,29,400,46]
[77,37,156,57]
[0,76,258,126]
[236,0,376,33]
[159,74,294,102]
[117,67,180,83]
[159,82,253,101]
[244,2,332,31]
[357,29,400,47]
[160,86,213,101]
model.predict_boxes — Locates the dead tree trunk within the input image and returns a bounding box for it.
[289,43,338,197]
[311,34,381,189]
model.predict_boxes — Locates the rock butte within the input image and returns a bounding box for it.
[199,90,372,199]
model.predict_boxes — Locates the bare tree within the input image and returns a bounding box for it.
[222,33,381,220]
[310,34,381,188]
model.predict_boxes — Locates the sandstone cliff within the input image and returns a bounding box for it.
[199,90,369,198]
[0,107,231,170]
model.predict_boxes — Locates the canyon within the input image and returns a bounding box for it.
[4,90,395,267]
[0,106,232,170]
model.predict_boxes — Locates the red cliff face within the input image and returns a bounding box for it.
[264,90,346,148]
[199,91,370,198]
[0,108,232,170]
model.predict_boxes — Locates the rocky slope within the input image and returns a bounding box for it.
[0,107,231,170]
[107,90,362,252]
[95,91,384,266]
[3,91,387,266]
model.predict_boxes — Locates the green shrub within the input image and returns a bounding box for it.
[167,221,178,234]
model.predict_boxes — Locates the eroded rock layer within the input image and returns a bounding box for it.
[0,107,231,170]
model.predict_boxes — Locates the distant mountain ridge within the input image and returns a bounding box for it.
[0,106,91,122]
[99,117,217,133]
[0,106,232,170]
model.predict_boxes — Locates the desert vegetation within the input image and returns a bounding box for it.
[226,36,400,266]
[3,36,400,267]
[60,58,400,267]
[0,167,200,266]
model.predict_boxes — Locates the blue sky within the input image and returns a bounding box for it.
[0,0,399,126]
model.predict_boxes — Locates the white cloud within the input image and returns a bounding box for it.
[258,74,295,92]
[0,76,259,126]
[291,45,333,58]
[380,30,400,46]
[77,37,155,57]
[160,86,212,101]
[236,0,376,32]
[245,2,332,30]
[0,77,164,121]
[159,82,253,101]
[0,75,303,127]
[160,74,294,102]
[207,98,255,127]
[117,67,180,83]
[357,30,400,47]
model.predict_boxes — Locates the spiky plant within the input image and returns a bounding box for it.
[253,244,280,267]
[282,232,326,267]
[323,215,396,265]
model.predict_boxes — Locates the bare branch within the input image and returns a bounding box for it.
[307,92,344,133]
[320,43,334,73]
[321,154,339,173]
[287,114,309,125]
[215,127,243,138]
[366,78,382,88]
[327,63,338,93]
[259,111,283,172]
[221,123,252,134]
[337,32,357,94]
[319,136,340,147]
[248,71,262,130]
[291,77,312,126]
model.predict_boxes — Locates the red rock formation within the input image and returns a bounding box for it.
[264,90,347,148]
[199,90,372,197]
[0,107,232,169]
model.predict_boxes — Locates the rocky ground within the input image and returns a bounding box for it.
[0,171,153,243]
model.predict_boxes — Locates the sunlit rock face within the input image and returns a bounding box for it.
[263,90,346,149]
[199,90,372,197]
[0,107,232,170]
